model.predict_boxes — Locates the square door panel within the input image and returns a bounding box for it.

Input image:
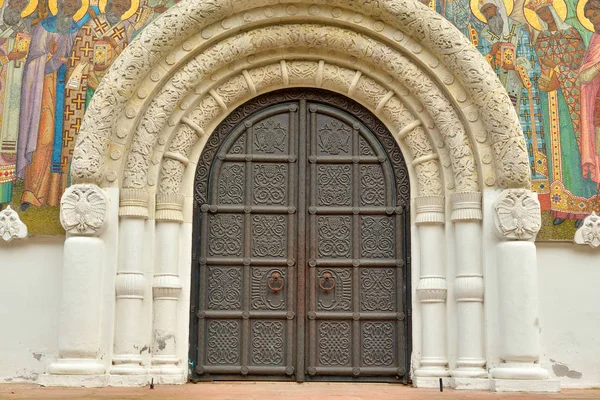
[207,266,243,310]
[360,268,396,312]
[316,320,352,367]
[250,320,286,366]
[251,215,288,258]
[251,267,287,311]
[205,319,242,365]
[316,268,352,311]
[252,163,288,206]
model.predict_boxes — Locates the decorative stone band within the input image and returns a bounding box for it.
[60,184,108,236]
[454,274,484,302]
[0,206,27,242]
[156,194,184,222]
[119,189,150,219]
[417,275,447,303]
[115,271,145,300]
[493,189,541,241]
[574,212,600,248]
[415,196,445,225]
[153,273,183,300]
[451,192,482,221]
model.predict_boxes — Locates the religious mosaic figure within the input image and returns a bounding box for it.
[0,0,33,208]
[16,0,85,210]
[59,0,138,178]
[526,0,598,226]
[474,0,548,194]
[579,0,600,193]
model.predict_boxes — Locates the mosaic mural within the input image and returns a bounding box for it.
[0,0,599,240]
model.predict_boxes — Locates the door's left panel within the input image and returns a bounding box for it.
[195,104,300,380]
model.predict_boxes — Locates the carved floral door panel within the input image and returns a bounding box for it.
[192,90,410,383]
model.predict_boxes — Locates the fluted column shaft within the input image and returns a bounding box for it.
[111,190,149,375]
[451,192,486,379]
[414,196,449,378]
[151,198,183,374]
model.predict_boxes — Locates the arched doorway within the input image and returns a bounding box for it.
[190,90,411,382]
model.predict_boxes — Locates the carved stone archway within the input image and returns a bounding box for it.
[44,0,556,392]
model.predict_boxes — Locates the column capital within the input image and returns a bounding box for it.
[493,189,541,240]
[156,194,184,223]
[60,184,108,236]
[119,189,150,219]
[415,196,445,225]
[451,192,482,221]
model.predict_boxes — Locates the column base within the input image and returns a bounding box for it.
[490,379,560,392]
[47,359,106,375]
[412,376,451,388]
[150,365,184,375]
[450,378,491,390]
[491,362,549,380]
[38,374,109,387]
[107,374,150,386]
[414,365,450,378]
[110,364,146,375]
[451,367,488,379]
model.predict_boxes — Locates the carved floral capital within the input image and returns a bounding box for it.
[493,189,541,240]
[574,212,600,248]
[0,206,27,242]
[60,184,108,236]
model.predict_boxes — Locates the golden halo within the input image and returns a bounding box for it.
[99,0,139,20]
[0,0,5,9]
[20,0,38,17]
[524,0,567,31]
[470,0,515,24]
[577,0,595,32]
[49,0,90,21]
[121,0,139,21]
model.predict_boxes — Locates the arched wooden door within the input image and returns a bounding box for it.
[191,90,411,383]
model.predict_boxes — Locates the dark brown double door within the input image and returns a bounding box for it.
[191,90,410,383]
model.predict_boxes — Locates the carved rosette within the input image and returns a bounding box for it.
[574,212,600,248]
[60,184,108,236]
[0,206,27,242]
[493,189,541,240]
[119,189,150,219]
[156,193,184,223]
[415,196,445,225]
[451,192,482,221]
[416,276,447,303]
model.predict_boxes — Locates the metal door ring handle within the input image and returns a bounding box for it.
[319,272,336,292]
[268,271,284,292]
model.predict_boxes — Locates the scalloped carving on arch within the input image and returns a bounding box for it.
[70,0,530,198]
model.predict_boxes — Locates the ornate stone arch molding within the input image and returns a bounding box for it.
[51,0,551,390]
[71,0,530,195]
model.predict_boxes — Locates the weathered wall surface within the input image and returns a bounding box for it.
[538,242,600,388]
[0,237,63,383]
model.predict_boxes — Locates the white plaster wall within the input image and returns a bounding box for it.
[0,236,64,382]
[537,242,600,389]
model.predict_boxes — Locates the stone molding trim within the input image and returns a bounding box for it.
[574,212,600,248]
[0,206,27,242]
[416,275,448,303]
[454,274,484,302]
[493,189,541,241]
[415,196,445,225]
[152,273,183,300]
[451,192,482,221]
[60,184,108,236]
[69,0,532,217]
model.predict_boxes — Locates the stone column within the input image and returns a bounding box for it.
[150,194,184,377]
[490,189,550,385]
[111,189,149,375]
[414,196,449,383]
[47,185,108,377]
[450,192,487,382]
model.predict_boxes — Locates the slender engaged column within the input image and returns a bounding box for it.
[151,195,184,375]
[47,185,108,376]
[111,189,149,375]
[450,192,486,379]
[414,196,449,379]
[491,189,548,381]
